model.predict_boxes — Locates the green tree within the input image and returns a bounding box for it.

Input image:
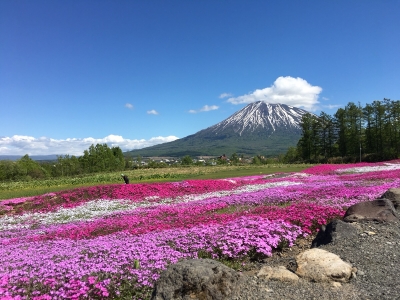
[230,152,240,165]
[125,153,133,169]
[382,98,400,159]
[181,155,193,165]
[252,155,262,165]
[0,160,26,181]
[363,103,375,155]
[78,144,125,173]
[136,155,142,169]
[16,154,48,180]
[318,112,337,159]
[346,102,363,160]
[389,99,400,157]
[372,100,385,156]
[283,146,300,163]
[217,154,228,165]
[297,113,318,161]
[334,108,348,158]
[54,155,82,176]
[295,98,400,163]
[111,146,125,171]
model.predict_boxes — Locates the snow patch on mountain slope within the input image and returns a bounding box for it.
[209,101,309,135]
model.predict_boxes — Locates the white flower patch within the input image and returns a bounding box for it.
[0,199,140,231]
[289,172,311,178]
[223,179,237,184]
[336,163,400,174]
[234,181,301,193]
[144,196,160,201]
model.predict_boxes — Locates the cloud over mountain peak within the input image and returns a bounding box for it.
[227,76,322,111]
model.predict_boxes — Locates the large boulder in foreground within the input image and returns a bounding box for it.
[343,199,399,222]
[295,248,353,283]
[151,259,245,300]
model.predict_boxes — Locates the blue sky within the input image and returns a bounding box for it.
[1,0,399,156]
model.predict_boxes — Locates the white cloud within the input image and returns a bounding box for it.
[324,104,342,110]
[200,105,219,112]
[189,105,219,114]
[0,135,179,156]
[219,93,233,99]
[227,76,322,111]
[147,109,159,115]
[125,103,134,109]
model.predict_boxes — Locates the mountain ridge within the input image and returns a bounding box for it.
[127,101,310,157]
[208,102,304,135]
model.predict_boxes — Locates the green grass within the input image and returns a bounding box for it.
[0,164,313,200]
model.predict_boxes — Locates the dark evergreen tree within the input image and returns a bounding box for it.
[363,103,375,154]
[334,108,348,157]
[345,102,363,160]
[294,98,399,163]
[296,113,317,161]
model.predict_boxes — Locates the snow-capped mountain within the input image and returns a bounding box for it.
[203,101,307,137]
[127,101,310,157]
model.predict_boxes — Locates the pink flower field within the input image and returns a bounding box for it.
[1,160,400,299]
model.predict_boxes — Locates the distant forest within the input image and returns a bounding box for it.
[0,144,125,181]
[0,144,234,181]
[285,98,400,163]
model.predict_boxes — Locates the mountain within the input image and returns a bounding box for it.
[126,101,309,157]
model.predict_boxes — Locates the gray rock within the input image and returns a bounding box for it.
[343,199,399,222]
[257,266,299,283]
[151,258,246,300]
[317,220,400,299]
[311,219,358,248]
[380,188,400,211]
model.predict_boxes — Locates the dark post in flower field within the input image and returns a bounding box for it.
[121,174,129,184]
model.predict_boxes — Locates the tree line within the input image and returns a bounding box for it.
[284,98,400,163]
[0,144,250,181]
[0,144,125,181]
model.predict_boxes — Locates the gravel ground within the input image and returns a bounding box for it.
[230,220,400,300]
